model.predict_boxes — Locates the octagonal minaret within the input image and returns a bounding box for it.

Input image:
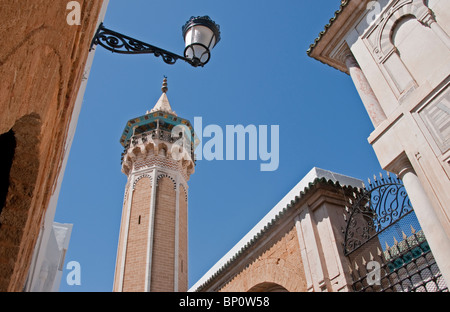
[113,78,195,292]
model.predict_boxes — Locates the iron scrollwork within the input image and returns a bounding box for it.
[90,23,196,66]
[343,174,413,255]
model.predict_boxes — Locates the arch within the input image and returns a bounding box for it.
[247,282,289,292]
[131,146,142,156]
[122,175,152,292]
[0,129,16,217]
[239,257,306,292]
[132,174,152,190]
[157,143,169,157]
[179,183,188,201]
[156,173,176,189]
[144,142,155,154]
[392,15,450,85]
[377,0,431,58]
[370,0,437,95]
[0,113,42,291]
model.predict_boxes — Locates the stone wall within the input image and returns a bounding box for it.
[193,174,360,293]
[122,177,152,291]
[0,0,105,291]
[151,176,177,292]
[219,226,307,292]
[307,0,450,286]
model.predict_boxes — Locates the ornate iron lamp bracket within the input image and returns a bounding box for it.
[90,23,198,67]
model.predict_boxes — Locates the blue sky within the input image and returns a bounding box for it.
[55,0,387,292]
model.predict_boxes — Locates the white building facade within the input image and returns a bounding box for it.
[308,0,450,284]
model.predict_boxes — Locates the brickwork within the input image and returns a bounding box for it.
[191,173,363,293]
[150,177,176,291]
[122,177,152,291]
[115,80,194,292]
[0,0,104,291]
[219,226,307,292]
[178,185,188,291]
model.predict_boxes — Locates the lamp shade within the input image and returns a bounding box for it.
[182,16,221,67]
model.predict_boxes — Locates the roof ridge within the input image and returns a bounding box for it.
[306,0,350,56]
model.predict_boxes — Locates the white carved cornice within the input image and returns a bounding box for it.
[121,129,195,179]
[385,152,415,179]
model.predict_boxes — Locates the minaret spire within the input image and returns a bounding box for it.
[115,77,196,292]
[148,76,177,116]
[161,76,168,93]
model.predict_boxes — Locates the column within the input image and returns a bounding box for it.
[392,153,450,285]
[174,174,180,292]
[295,211,328,292]
[145,168,158,292]
[420,11,450,50]
[115,175,135,292]
[344,52,387,127]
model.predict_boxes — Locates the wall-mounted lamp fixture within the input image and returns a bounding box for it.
[90,16,221,68]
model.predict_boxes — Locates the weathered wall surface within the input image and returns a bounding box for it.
[219,226,307,292]
[0,0,104,291]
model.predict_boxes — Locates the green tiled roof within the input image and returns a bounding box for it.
[120,112,194,147]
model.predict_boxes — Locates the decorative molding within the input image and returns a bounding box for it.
[179,183,188,201]
[386,152,415,179]
[122,129,195,172]
[132,173,152,190]
[332,42,353,66]
[156,173,177,189]
[359,0,433,96]
[372,0,431,62]
[418,88,450,154]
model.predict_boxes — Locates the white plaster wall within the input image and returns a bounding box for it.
[348,0,450,116]
[392,16,450,88]
[428,0,450,35]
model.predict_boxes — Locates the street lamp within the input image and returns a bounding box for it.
[90,16,221,68]
[182,16,221,67]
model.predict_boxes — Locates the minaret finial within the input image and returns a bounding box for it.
[162,76,168,93]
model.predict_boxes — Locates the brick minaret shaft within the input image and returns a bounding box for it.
[113,78,195,292]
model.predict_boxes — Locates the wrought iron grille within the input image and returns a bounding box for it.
[343,174,413,256]
[342,174,448,292]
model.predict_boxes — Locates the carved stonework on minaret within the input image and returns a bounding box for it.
[113,78,195,292]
